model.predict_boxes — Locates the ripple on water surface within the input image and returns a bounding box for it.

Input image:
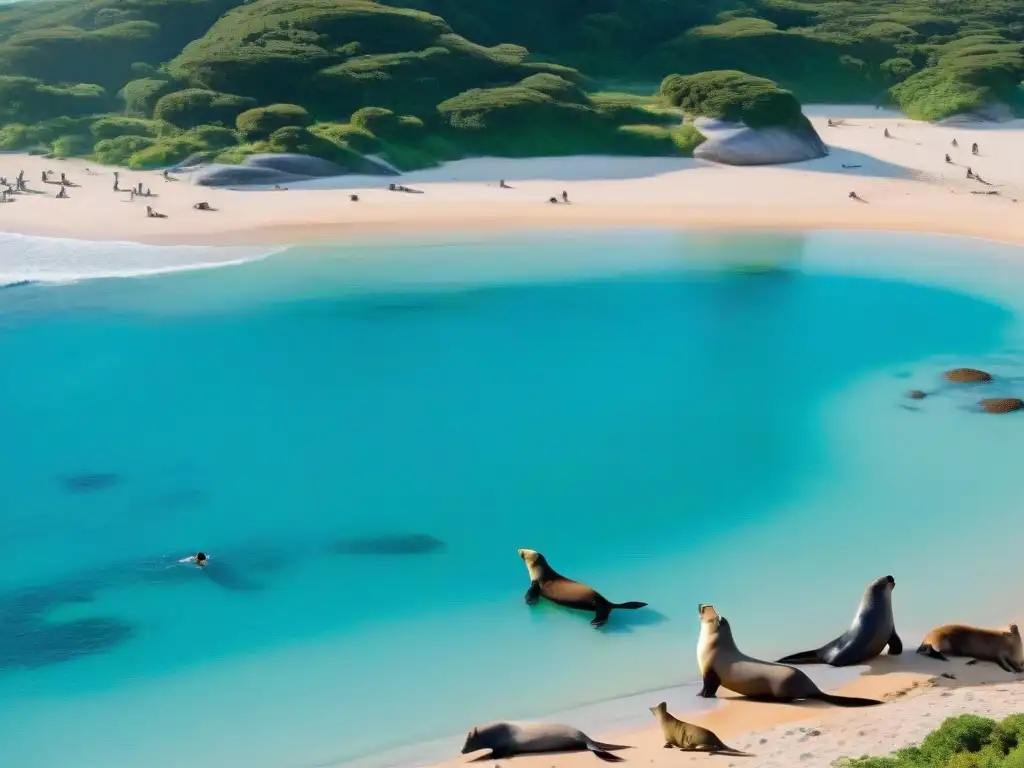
[1,229,1024,768]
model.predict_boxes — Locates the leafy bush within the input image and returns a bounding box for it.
[90,116,160,140]
[236,104,312,139]
[51,134,94,157]
[153,89,257,129]
[836,714,1024,767]
[92,135,157,165]
[660,70,805,128]
[119,77,175,117]
[187,124,239,148]
[349,107,424,140]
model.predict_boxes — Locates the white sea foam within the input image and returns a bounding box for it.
[0,231,283,286]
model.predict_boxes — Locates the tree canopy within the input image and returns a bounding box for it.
[0,0,1021,169]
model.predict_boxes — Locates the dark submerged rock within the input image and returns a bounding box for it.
[945,368,993,383]
[331,533,445,555]
[979,397,1023,413]
[61,472,121,494]
[907,390,927,400]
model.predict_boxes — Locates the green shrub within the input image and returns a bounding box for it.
[51,134,94,157]
[349,107,424,140]
[311,122,380,152]
[660,70,805,128]
[187,124,239,149]
[127,136,209,168]
[92,135,156,165]
[90,116,160,140]
[837,713,1024,767]
[119,77,175,117]
[235,104,312,140]
[153,89,257,129]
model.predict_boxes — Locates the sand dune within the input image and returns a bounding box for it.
[1,115,1023,247]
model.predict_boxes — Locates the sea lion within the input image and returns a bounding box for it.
[461,722,630,762]
[777,575,901,667]
[917,624,1024,673]
[696,604,881,707]
[649,702,751,755]
[517,549,647,627]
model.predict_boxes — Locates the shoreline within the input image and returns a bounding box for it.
[0,115,1023,251]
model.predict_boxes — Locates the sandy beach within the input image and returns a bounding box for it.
[1,114,1023,247]
[427,648,1024,768]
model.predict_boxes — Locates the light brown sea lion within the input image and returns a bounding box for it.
[517,549,647,628]
[696,604,881,707]
[917,624,1024,673]
[461,722,630,762]
[649,702,751,755]
[777,575,901,667]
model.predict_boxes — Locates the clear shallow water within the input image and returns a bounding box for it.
[2,229,1024,768]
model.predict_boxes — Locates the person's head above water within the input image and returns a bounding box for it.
[196,552,208,565]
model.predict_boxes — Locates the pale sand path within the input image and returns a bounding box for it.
[0,115,1022,246]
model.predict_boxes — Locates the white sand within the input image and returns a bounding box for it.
[1,115,1023,246]
[428,655,1024,768]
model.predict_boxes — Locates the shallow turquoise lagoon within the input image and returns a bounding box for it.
[2,229,1024,768]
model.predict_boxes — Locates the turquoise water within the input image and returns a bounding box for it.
[2,229,1024,768]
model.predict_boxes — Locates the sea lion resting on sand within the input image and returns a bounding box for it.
[517,549,647,628]
[696,604,881,707]
[461,722,630,762]
[649,702,751,755]
[777,575,902,667]
[918,624,1024,673]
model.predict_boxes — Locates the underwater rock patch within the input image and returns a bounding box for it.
[331,534,445,555]
[907,390,927,400]
[945,368,993,383]
[979,397,1023,413]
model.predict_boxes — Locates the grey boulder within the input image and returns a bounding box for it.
[693,118,828,166]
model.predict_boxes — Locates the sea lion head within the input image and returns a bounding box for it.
[517,548,547,579]
[649,701,668,715]
[461,724,505,754]
[868,575,895,598]
[698,603,721,625]
[1009,624,1020,638]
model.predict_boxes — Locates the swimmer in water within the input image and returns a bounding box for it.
[180,551,209,567]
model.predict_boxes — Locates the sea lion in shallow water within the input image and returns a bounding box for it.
[917,624,1024,673]
[696,604,881,707]
[517,549,647,628]
[777,575,901,667]
[649,702,751,755]
[461,722,630,762]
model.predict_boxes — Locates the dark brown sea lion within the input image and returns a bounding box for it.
[918,624,1024,673]
[461,722,630,762]
[777,575,901,667]
[517,548,647,628]
[697,604,881,707]
[649,702,751,755]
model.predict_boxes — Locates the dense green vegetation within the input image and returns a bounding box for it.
[0,0,1020,170]
[835,714,1024,768]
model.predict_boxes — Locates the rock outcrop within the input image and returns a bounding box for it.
[945,368,993,383]
[189,152,398,187]
[692,117,827,166]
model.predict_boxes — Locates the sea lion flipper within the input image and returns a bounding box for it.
[997,656,1016,674]
[524,581,541,605]
[887,629,903,655]
[589,750,624,763]
[591,606,611,627]
[698,668,720,698]
[812,693,882,707]
[776,648,821,665]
